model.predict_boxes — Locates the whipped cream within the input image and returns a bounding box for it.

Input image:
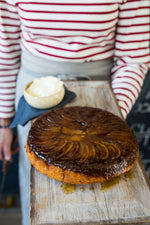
[26,76,63,97]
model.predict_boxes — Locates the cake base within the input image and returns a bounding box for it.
[26,143,138,184]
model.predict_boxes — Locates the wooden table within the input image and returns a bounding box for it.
[30,81,150,225]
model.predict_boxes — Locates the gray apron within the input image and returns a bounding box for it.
[16,50,113,225]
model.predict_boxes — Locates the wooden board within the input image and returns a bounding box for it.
[30,81,150,225]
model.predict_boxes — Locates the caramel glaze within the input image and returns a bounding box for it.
[27,106,139,179]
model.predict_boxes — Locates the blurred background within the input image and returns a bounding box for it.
[127,70,150,178]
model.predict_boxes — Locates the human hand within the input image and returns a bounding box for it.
[0,127,13,161]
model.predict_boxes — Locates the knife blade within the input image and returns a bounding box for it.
[0,160,10,200]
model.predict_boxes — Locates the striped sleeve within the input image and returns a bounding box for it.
[111,0,150,119]
[0,0,21,118]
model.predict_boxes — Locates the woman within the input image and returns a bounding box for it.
[0,0,150,224]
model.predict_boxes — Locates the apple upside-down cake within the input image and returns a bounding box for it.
[26,106,139,184]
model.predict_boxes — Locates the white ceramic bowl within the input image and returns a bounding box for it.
[24,76,65,109]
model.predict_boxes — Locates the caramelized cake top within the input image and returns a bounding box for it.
[27,106,139,179]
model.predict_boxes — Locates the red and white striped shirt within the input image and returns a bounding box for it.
[0,0,150,119]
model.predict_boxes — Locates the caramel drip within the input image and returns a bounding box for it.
[61,183,76,194]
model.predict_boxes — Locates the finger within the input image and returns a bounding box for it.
[12,135,18,147]
[12,146,20,155]
[3,146,12,161]
[12,134,19,155]
[0,145,4,161]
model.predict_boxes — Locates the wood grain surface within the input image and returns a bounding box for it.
[30,81,150,225]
